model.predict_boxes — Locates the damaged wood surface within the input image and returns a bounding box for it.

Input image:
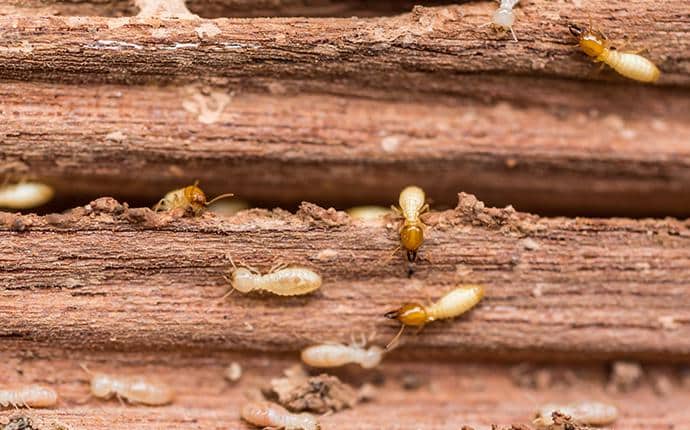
[1,195,689,359]
[2,0,459,18]
[0,2,688,89]
[0,345,689,429]
[2,81,689,216]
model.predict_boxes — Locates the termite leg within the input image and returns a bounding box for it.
[390,205,402,216]
[420,203,430,214]
[267,261,289,274]
[116,393,126,407]
[509,26,518,42]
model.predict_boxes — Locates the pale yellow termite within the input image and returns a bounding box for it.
[223,259,322,297]
[346,206,391,223]
[208,198,250,216]
[153,181,233,216]
[393,186,429,263]
[480,0,520,42]
[301,334,384,369]
[81,365,174,406]
[0,182,54,209]
[533,401,618,427]
[384,284,485,348]
[569,24,661,83]
[0,385,58,408]
[241,401,320,430]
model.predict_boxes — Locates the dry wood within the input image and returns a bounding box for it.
[1,194,689,359]
[0,2,688,88]
[0,346,688,429]
[2,80,689,216]
[2,0,458,18]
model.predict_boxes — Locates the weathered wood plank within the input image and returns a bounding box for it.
[0,2,687,87]
[2,81,689,216]
[0,345,688,429]
[1,195,689,359]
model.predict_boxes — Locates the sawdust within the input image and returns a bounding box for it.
[266,365,359,414]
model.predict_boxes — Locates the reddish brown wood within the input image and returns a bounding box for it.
[1,195,689,359]
[1,81,689,217]
[0,2,688,87]
[1,0,459,18]
[0,345,688,429]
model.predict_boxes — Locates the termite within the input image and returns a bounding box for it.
[223,258,322,297]
[533,401,618,427]
[480,0,520,42]
[81,364,174,406]
[569,23,661,83]
[393,186,429,263]
[0,385,58,408]
[346,206,391,223]
[301,334,384,369]
[241,401,320,430]
[384,284,485,349]
[153,181,233,216]
[0,182,54,209]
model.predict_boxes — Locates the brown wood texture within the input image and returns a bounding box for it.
[1,1,690,428]
[1,345,689,429]
[1,195,689,360]
[2,0,459,18]
[0,2,688,87]
[2,80,689,216]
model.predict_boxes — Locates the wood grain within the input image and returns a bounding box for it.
[1,195,689,359]
[0,345,688,429]
[0,2,688,88]
[1,0,459,18]
[2,81,690,217]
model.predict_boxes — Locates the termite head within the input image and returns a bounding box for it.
[400,222,423,262]
[230,267,257,293]
[569,24,606,57]
[183,184,208,215]
[385,303,428,327]
[90,374,115,398]
[360,346,385,369]
[492,8,515,30]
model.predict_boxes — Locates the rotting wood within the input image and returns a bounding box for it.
[1,194,689,359]
[1,0,461,18]
[0,346,689,429]
[1,81,689,216]
[0,2,688,88]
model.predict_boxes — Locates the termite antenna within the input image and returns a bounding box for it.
[206,193,235,206]
[79,362,94,376]
[226,254,239,273]
[509,26,518,42]
[385,324,405,351]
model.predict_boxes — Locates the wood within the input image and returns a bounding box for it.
[1,2,689,428]
[2,80,689,216]
[0,345,688,429]
[1,194,689,360]
[2,0,459,18]
[0,2,688,87]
